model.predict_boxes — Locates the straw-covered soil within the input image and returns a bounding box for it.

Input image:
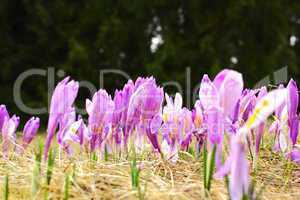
[0,133,300,200]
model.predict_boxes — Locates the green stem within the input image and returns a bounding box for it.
[3,175,9,200]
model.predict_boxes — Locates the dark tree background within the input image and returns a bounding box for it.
[0,0,300,128]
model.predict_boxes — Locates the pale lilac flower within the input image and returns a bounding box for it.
[287,79,299,145]
[58,119,84,154]
[44,77,79,159]
[213,69,244,120]
[22,117,40,149]
[161,93,194,162]
[0,105,9,132]
[2,115,20,157]
[179,108,194,150]
[119,80,134,145]
[199,75,220,110]
[86,89,114,151]
[126,77,163,152]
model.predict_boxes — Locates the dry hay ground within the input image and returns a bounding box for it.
[0,133,300,200]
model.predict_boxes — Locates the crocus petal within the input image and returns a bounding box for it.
[86,89,114,151]
[62,120,83,144]
[286,148,300,164]
[255,122,264,153]
[289,116,299,145]
[229,135,249,200]
[199,74,220,110]
[214,156,232,179]
[22,117,40,146]
[238,89,288,137]
[112,90,123,126]
[150,114,162,134]
[174,93,183,111]
[213,69,244,119]
[206,106,224,145]
[147,115,163,152]
[287,79,299,119]
[279,132,288,152]
[2,115,19,157]
[257,86,267,100]
[0,105,9,132]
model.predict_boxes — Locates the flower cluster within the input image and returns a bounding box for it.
[0,105,39,157]
[0,69,299,199]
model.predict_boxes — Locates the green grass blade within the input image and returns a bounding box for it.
[203,141,207,189]
[63,174,70,200]
[44,149,55,200]
[3,174,9,200]
[46,149,55,185]
[32,157,40,197]
[207,145,217,191]
[104,145,108,161]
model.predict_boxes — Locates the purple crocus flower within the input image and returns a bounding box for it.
[215,135,249,200]
[2,115,20,157]
[0,105,9,132]
[119,80,134,145]
[199,70,244,138]
[58,119,84,155]
[86,89,114,151]
[179,108,194,150]
[161,93,183,161]
[112,89,126,148]
[22,117,40,149]
[193,100,203,129]
[192,100,207,153]
[126,77,163,152]
[56,110,76,153]
[287,79,299,145]
[213,69,244,120]
[44,77,79,159]
[199,75,220,110]
[161,93,194,162]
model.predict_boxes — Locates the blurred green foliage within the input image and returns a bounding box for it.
[0,0,299,127]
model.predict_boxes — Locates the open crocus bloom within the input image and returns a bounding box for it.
[238,88,288,139]
[161,93,194,163]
